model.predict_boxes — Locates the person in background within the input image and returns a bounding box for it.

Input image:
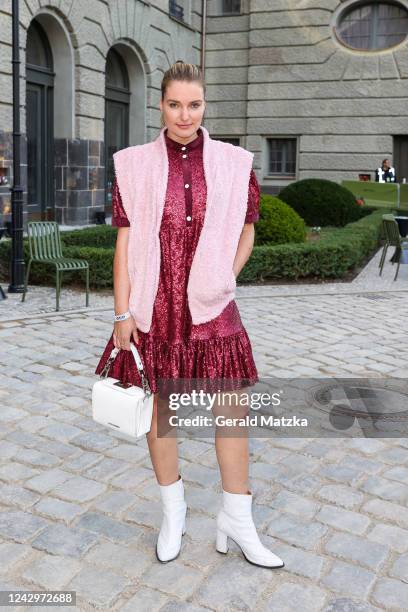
[375,158,397,183]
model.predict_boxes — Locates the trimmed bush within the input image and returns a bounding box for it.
[254,195,306,246]
[279,178,363,227]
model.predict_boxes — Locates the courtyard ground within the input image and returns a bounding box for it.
[0,247,407,611]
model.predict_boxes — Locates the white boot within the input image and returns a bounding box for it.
[156,475,187,563]
[216,488,284,569]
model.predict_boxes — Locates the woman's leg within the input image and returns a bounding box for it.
[147,393,187,562]
[212,387,284,568]
[146,393,180,486]
[215,435,249,494]
[213,387,250,494]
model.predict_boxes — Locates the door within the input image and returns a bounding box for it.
[26,20,55,220]
[394,136,408,182]
[105,99,129,201]
[105,48,130,208]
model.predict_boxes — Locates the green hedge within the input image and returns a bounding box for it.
[0,207,388,286]
[255,195,306,246]
[0,243,115,289]
[0,226,118,289]
[60,225,118,249]
[237,207,388,281]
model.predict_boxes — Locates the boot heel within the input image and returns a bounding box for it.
[216,529,228,554]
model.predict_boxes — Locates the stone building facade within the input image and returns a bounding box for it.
[206,0,408,191]
[0,0,408,227]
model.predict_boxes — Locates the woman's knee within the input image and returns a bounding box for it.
[211,387,250,420]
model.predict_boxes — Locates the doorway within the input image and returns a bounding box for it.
[26,20,55,220]
[394,136,408,183]
[105,48,130,208]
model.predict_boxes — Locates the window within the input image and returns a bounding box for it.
[169,0,184,21]
[213,136,240,146]
[26,19,53,69]
[222,0,241,15]
[267,139,297,177]
[106,48,130,91]
[336,2,408,51]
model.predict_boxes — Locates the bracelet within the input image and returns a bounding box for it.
[113,310,131,322]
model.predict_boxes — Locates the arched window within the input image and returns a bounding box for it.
[26,19,53,69]
[105,48,130,206]
[106,48,130,90]
[336,2,408,51]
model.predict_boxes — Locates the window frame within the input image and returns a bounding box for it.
[334,0,408,52]
[266,137,298,179]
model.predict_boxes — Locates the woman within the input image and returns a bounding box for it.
[95,61,284,570]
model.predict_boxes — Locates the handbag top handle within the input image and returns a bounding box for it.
[106,341,144,372]
[99,341,152,395]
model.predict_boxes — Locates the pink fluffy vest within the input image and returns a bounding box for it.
[113,125,254,333]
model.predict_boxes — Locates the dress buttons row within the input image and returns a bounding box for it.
[182,145,190,222]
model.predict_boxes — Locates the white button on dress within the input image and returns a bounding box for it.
[186,215,192,221]
[182,154,187,158]
[185,183,189,189]
[181,146,186,151]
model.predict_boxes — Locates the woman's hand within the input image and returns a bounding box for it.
[113,316,139,351]
[232,223,255,280]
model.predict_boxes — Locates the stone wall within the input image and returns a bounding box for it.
[205,0,408,190]
[0,0,202,226]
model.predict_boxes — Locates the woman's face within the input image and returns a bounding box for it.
[160,80,205,142]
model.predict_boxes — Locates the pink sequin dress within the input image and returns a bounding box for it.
[95,127,260,396]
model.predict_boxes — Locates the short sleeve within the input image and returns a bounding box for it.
[245,168,260,224]
[111,177,130,227]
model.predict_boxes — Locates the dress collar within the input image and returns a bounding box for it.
[164,127,203,152]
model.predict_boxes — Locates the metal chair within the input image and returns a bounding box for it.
[378,214,395,272]
[379,216,408,280]
[21,221,89,311]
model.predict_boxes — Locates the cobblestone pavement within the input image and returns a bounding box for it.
[0,248,407,610]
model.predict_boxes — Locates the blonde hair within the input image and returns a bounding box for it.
[160,60,205,127]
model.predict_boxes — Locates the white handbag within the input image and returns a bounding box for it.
[92,341,154,438]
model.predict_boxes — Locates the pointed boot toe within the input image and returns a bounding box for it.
[215,488,284,569]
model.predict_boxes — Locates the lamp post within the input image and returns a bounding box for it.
[8,0,25,294]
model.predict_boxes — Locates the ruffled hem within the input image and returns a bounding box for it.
[94,329,259,397]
